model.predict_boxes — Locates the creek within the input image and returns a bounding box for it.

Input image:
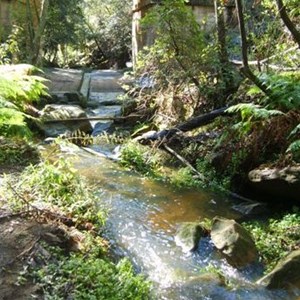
[64,144,290,300]
[42,69,295,299]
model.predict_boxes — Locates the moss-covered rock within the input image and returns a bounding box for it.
[211,217,258,268]
[175,222,209,252]
[256,249,300,291]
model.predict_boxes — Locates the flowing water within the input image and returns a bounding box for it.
[60,144,293,300]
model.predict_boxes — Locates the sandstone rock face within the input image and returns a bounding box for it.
[248,165,300,202]
[39,104,92,137]
[175,222,208,252]
[257,249,300,290]
[211,217,258,268]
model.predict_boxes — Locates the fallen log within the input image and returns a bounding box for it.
[136,107,228,141]
[177,107,227,132]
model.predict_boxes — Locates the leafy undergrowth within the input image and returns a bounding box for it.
[0,157,151,299]
[0,66,48,139]
[243,212,300,273]
[33,247,150,300]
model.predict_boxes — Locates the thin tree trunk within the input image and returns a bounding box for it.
[276,0,300,48]
[214,0,228,66]
[25,0,35,51]
[31,0,50,65]
[214,0,236,105]
[234,0,271,96]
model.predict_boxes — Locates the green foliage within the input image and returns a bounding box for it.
[226,103,283,134]
[0,74,48,105]
[137,0,215,87]
[288,123,300,138]
[170,167,200,189]
[0,25,22,64]
[286,139,300,162]
[4,158,105,227]
[0,137,39,165]
[196,158,230,190]
[0,71,48,138]
[0,107,31,138]
[248,72,300,111]
[43,0,131,68]
[120,141,161,177]
[34,249,150,300]
[82,0,132,68]
[43,0,86,66]
[243,212,300,271]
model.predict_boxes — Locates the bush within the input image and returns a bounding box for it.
[120,141,161,177]
[3,157,105,228]
[35,251,150,300]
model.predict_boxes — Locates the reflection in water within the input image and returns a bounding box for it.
[69,146,291,300]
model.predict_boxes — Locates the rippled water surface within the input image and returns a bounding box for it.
[67,145,292,300]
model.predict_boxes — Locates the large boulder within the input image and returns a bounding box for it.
[39,104,92,137]
[256,249,300,290]
[248,165,300,202]
[175,222,208,252]
[211,217,258,268]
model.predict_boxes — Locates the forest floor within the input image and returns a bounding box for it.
[0,166,48,299]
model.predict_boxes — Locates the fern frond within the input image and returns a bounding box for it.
[288,124,300,138]
[0,107,32,138]
[257,72,300,111]
[0,95,18,109]
[0,74,49,106]
[286,140,300,162]
[226,103,283,122]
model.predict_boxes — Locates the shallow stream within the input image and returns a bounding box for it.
[67,145,291,300]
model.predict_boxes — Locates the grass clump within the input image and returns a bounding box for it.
[120,141,161,178]
[3,158,105,228]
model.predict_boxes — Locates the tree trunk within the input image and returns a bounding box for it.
[276,0,300,48]
[234,0,271,97]
[30,0,50,65]
[25,0,35,52]
[214,0,228,66]
[214,0,237,106]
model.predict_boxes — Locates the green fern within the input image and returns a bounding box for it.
[286,140,300,162]
[226,103,283,121]
[0,107,32,138]
[0,68,48,139]
[226,103,283,135]
[0,74,48,108]
[248,72,300,111]
[288,124,300,138]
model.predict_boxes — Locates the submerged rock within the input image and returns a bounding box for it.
[175,222,208,252]
[248,165,300,202]
[211,217,258,268]
[257,249,300,290]
[39,104,92,137]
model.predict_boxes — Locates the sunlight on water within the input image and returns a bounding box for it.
[55,144,294,300]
